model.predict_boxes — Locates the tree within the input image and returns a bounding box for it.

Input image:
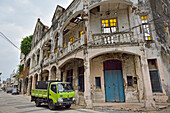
[18,65,24,75]
[21,35,32,55]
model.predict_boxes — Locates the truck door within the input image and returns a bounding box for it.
[49,84,57,103]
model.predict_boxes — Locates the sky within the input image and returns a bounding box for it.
[0,0,72,82]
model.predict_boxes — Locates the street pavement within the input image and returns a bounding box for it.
[0,91,138,113]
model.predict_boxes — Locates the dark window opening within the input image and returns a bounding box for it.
[141,15,152,40]
[134,77,137,84]
[45,76,48,81]
[61,72,63,82]
[148,59,162,93]
[51,84,57,93]
[95,77,101,89]
[67,69,73,85]
[78,67,84,92]
[148,59,158,70]
[127,76,133,87]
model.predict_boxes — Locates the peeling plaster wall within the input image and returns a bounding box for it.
[91,53,141,103]
[122,54,139,102]
[160,49,170,97]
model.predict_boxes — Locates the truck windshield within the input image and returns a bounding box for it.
[57,83,74,92]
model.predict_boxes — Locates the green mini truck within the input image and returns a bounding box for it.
[31,81,76,110]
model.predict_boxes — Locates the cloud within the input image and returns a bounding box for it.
[0,0,73,82]
[16,0,30,5]
[1,23,31,46]
[8,6,15,13]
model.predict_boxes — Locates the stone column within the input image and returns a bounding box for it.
[39,48,43,65]
[134,56,144,102]
[30,57,33,69]
[56,67,61,81]
[49,69,52,80]
[140,52,155,109]
[38,74,41,81]
[73,61,79,104]
[27,77,31,96]
[32,75,36,89]
[21,79,25,95]
[84,53,93,108]
[59,32,63,50]
[63,70,67,82]
[35,54,37,66]
[73,61,78,89]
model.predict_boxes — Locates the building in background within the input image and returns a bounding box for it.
[19,0,170,109]
[10,70,19,89]
[6,78,11,88]
[1,81,6,91]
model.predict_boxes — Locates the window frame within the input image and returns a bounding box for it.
[51,84,57,93]
[141,15,152,41]
[127,76,133,87]
[79,30,84,38]
[162,1,168,15]
[78,66,84,92]
[148,59,162,93]
[95,77,101,89]
[101,18,118,33]
[67,69,73,85]
[69,36,74,43]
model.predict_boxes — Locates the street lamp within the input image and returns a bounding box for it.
[40,60,44,81]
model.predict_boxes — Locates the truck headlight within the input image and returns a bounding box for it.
[57,98,63,102]
[72,97,76,101]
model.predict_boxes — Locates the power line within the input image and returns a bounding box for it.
[0,32,20,51]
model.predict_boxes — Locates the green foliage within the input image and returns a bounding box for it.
[21,35,32,55]
[18,65,24,75]
[0,72,2,75]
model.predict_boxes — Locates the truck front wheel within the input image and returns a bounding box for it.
[35,99,41,107]
[65,105,71,109]
[48,100,56,110]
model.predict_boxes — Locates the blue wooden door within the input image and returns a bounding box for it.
[104,60,124,102]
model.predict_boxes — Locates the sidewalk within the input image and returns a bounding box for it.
[93,102,170,113]
[16,93,170,113]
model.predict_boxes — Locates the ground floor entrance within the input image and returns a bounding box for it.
[104,60,125,102]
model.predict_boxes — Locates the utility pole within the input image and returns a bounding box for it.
[0,72,2,82]
[0,73,2,87]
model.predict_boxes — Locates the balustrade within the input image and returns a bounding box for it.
[91,32,144,46]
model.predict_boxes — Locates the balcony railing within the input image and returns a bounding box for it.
[59,35,84,57]
[90,32,144,46]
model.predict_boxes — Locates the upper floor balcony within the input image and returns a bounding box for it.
[27,0,148,70]
[90,31,144,46]
[59,34,85,58]
[56,0,145,58]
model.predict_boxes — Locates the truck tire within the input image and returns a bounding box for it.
[48,100,56,110]
[35,99,41,107]
[65,105,71,109]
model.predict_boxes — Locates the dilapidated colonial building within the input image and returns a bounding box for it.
[19,0,170,109]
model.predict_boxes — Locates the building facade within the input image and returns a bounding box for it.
[19,0,170,108]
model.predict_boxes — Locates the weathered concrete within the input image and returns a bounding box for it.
[19,0,170,109]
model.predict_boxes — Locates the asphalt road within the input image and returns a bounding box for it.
[0,91,137,113]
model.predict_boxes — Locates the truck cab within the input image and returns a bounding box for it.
[31,81,76,110]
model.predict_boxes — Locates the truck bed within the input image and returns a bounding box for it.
[31,89,47,98]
